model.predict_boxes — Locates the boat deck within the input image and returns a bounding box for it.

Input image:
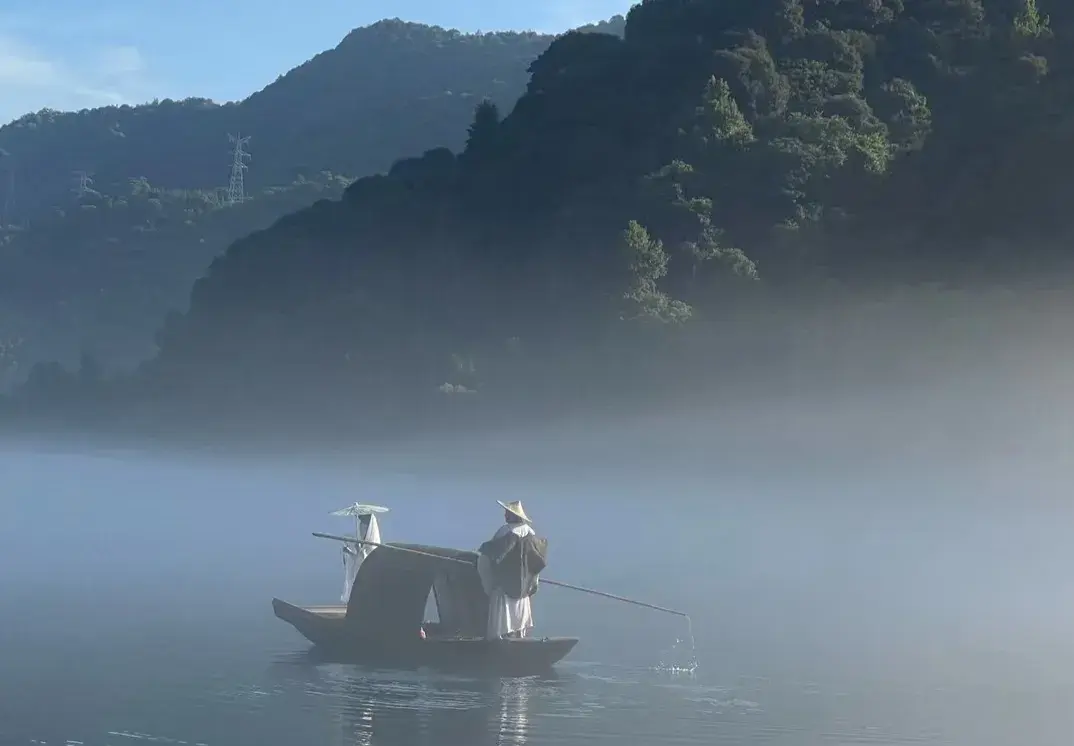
[298,605,347,618]
[294,605,468,638]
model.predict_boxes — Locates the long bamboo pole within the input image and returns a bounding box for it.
[311,531,689,618]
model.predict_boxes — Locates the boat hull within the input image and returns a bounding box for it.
[272,598,578,676]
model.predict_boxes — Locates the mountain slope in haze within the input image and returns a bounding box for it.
[0,20,557,216]
[0,172,351,375]
[10,0,1074,441]
[0,18,627,374]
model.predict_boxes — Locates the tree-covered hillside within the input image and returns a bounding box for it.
[0,172,350,372]
[0,20,559,217]
[0,19,627,374]
[7,0,1074,441]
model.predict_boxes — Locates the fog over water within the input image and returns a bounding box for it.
[4,307,1074,744]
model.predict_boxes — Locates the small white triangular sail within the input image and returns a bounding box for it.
[333,504,388,603]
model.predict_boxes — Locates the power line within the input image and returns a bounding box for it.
[226,134,251,204]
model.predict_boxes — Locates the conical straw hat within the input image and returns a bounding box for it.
[497,500,531,523]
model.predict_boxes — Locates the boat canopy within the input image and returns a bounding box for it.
[345,543,487,639]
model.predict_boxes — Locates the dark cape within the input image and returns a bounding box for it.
[478,529,548,600]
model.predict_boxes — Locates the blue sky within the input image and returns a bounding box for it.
[0,0,634,124]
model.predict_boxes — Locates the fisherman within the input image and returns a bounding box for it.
[338,505,385,604]
[477,500,548,640]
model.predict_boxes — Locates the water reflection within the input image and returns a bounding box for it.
[497,677,532,746]
[266,652,551,746]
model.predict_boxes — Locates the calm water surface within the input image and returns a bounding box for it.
[1,446,1071,745]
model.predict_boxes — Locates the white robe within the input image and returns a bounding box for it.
[341,514,381,603]
[477,522,535,639]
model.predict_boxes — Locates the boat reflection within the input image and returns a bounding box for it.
[496,676,534,746]
[267,651,558,746]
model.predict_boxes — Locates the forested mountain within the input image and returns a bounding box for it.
[7,0,1074,442]
[0,172,351,372]
[0,19,606,372]
[0,20,558,215]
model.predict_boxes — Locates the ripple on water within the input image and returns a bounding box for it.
[9,655,1073,746]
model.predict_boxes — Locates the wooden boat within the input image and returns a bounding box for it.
[273,542,578,675]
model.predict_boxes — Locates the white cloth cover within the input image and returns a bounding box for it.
[477,522,536,639]
[341,514,381,603]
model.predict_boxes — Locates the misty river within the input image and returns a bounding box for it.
[1,432,1071,745]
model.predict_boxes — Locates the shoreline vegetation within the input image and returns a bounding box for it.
[3,1,1074,448]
